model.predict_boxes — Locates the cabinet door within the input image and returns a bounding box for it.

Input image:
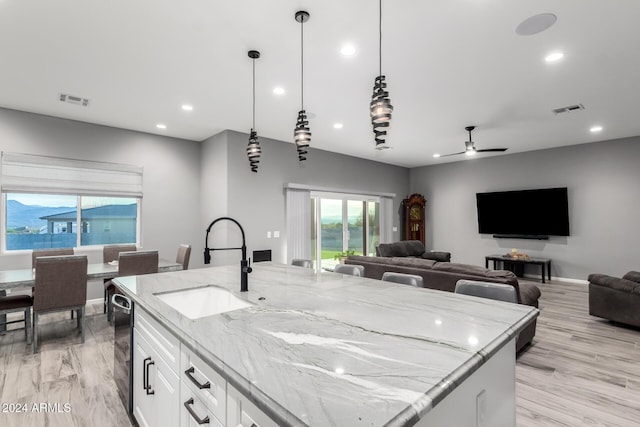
[133,331,155,427]
[226,384,279,427]
[134,329,180,427]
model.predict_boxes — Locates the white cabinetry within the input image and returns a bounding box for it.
[180,346,226,427]
[133,309,180,427]
[227,384,279,427]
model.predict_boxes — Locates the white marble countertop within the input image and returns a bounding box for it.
[114,263,538,427]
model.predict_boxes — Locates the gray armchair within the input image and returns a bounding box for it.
[176,244,192,270]
[589,271,640,328]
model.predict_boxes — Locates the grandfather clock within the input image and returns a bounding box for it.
[402,193,426,244]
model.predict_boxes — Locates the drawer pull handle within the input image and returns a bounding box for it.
[144,357,155,395]
[184,398,210,424]
[185,366,211,389]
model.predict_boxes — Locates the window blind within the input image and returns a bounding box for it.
[285,188,311,263]
[1,152,143,198]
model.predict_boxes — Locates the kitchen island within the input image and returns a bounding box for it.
[113,263,538,427]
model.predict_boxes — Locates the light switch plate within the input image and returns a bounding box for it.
[273,230,280,238]
[267,231,272,238]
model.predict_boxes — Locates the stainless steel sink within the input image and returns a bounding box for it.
[155,286,253,319]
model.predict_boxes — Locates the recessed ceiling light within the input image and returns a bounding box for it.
[545,52,564,62]
[340,44,356,56]
[433,153,441,158]
[181,104,193,111]
[273,87,285,95]
[590,125,603,133]
[156,124,167,129]
[333,123,344,129]
[516,13,557,36]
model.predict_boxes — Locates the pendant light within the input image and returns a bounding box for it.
[247,50,261,172]
[293,10,311,162]
[370,0,393,150]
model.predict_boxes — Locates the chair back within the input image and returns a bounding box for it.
[176,244,191,270]
[454,280,518,303]
[291,259,313,268]
[118,251,158,276]
[34,255,87,312]
[32,248,74,268]
[381,272,424,287]
[103,244,137,263]
[334,264,365,277]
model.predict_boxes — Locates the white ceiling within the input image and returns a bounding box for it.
[1,0,639,168]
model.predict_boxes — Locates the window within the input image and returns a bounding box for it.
[4,193,139,250]
[311,192,380,269]
[1,152,143,251]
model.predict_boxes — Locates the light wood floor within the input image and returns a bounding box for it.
[1,281,639,427]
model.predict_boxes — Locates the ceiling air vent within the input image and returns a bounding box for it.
[59,93,90,107]
[552,103,584,115]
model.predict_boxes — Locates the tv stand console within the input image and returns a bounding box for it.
[485,255,551,283]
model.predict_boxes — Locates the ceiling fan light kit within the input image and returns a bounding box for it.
[437,126,508,158]
[293,11,311,162]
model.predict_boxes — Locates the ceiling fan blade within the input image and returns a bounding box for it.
[438,151,466,157]
[475,148,508,153]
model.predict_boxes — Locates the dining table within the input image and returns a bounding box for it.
[0,258,182,291]
[0,259,182,332]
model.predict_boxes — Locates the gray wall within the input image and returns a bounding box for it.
[409,136,640,280]
[0,107,202,298]
[201,130,410,264]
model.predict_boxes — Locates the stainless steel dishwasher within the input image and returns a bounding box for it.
[112,293,134,415]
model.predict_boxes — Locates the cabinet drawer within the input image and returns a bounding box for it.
[227,384,279,427]
[181,347,226,424]
[135,308,180,372]
[181,382,224,427]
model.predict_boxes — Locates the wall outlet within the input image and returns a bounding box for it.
[273,230,280,238]
[267,231,272,238]
[392,226,398,232]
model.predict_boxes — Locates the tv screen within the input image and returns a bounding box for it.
[476,187,570,237]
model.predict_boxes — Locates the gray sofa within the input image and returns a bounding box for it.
[376,240,451,262]
[345,255,541,352]
[588,271,640,328]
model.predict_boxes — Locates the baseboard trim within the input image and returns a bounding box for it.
[522,273,588,285]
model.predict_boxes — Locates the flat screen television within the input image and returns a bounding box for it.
[476,187,570,238]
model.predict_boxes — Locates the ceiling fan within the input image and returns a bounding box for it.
[436,126,508,158]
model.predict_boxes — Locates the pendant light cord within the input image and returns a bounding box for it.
[300,18,304,110]
[379,0,382,76]
[252,57,256,130]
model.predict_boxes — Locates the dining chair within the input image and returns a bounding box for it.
[333,264,365,277]
[33,255,88,353]
[32,248,75,318]
[176,244,191,270]
[0,291,33,344]
[291,259,313,268]
[105,250,158,323]
[381,272,424,287]
[102,244,137,314]
[454,280,518,303]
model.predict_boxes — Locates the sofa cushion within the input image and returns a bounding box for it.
[402,240,426,257]
[389,257,436,269]
[588,274,640,294]
[422,251,451,262]
[622,271,640,283]
[432,262,516,280]
[377,242,409,257]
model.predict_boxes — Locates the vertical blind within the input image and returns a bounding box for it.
[1,152,143,197]
[379,196,394,244]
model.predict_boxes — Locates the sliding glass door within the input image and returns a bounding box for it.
[312,193,380,269]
